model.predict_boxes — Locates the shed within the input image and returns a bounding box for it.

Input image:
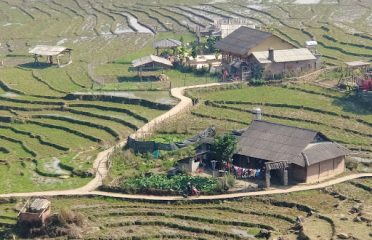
[153,39,182,55]
[18,198,52,226]
[132,55,173,70]
[234,120,349,187]
[29,45,72,67]
[131,55,173,80]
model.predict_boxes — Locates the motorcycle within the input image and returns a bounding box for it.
[180,186,200,198]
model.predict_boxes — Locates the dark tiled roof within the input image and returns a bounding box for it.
[215,26,272,56]
[237,120,348,167]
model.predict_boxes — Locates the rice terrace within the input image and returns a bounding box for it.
[0,0,371,239]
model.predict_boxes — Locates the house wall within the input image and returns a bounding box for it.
[305,156,345,183]
[262,59,318,78]
[289,164,307,182]
[19,207,51,225]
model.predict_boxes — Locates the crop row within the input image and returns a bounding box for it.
[206,101,372,140]
[0,125,69,151]
[106,220,257,239]
[0,134,37,157]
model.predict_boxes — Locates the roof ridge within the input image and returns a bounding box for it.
[253,120,320,134]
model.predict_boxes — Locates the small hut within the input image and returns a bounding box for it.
[18,198,51,226]
[29,45,72,67]
[338,61,371,89]
[153,39,182,56]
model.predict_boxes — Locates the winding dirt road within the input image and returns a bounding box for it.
[0,82,370,201]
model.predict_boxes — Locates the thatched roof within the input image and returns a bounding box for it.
[29,45,71,56]
[132,55,173,68]
[237,120,349,167]
[252,48,316,64]
[215,26,272,56]
[154,39,182,49]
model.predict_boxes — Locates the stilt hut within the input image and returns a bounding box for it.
[29,45,72,67]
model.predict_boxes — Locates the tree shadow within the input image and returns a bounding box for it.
[332,92,372,116]
[18,62,53,69]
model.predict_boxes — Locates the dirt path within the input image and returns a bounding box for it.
[0,82,371,201]
[0,173,370,201]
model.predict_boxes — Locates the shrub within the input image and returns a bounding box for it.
[345,159,358,171]
[58,208,85,227]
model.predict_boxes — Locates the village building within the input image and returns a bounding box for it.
[248,48,320,79]
[29,45,72,67]
[131,55,173,81]
[132,55,173,71]
[18,198,51,226]
[153,38,182,56]
[233,120,349,187]
[215,26,320,80]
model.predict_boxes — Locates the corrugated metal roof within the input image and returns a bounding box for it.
[154,39,182,49]
[345,61,370,68]
[237,121,349,167]
[132,55,173,68]
[303,142,350,166]
[215,26,272,56]
[29,45,70,56]
[252,48,316,63]
[29,198,50,212]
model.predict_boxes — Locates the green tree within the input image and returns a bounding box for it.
[206,36,218,53]
[251,63,264,80]
[191,42,198,58]
[211,134,237,164]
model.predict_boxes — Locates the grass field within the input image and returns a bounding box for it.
[0,179,371,239]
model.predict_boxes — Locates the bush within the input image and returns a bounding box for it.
[58,208,85,227]
[226,174,236,188]
[345,160,358,171]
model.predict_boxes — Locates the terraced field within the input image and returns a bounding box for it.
[158,84,372,155]
[0,0,371,193]
[0,178,370,239]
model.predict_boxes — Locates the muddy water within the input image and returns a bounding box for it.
[120,12,153,34]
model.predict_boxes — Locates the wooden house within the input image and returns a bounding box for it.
[215,26,320,80]
[215,26,295,65]
[233,120,349,187]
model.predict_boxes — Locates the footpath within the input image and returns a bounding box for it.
[0,82,370,201]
